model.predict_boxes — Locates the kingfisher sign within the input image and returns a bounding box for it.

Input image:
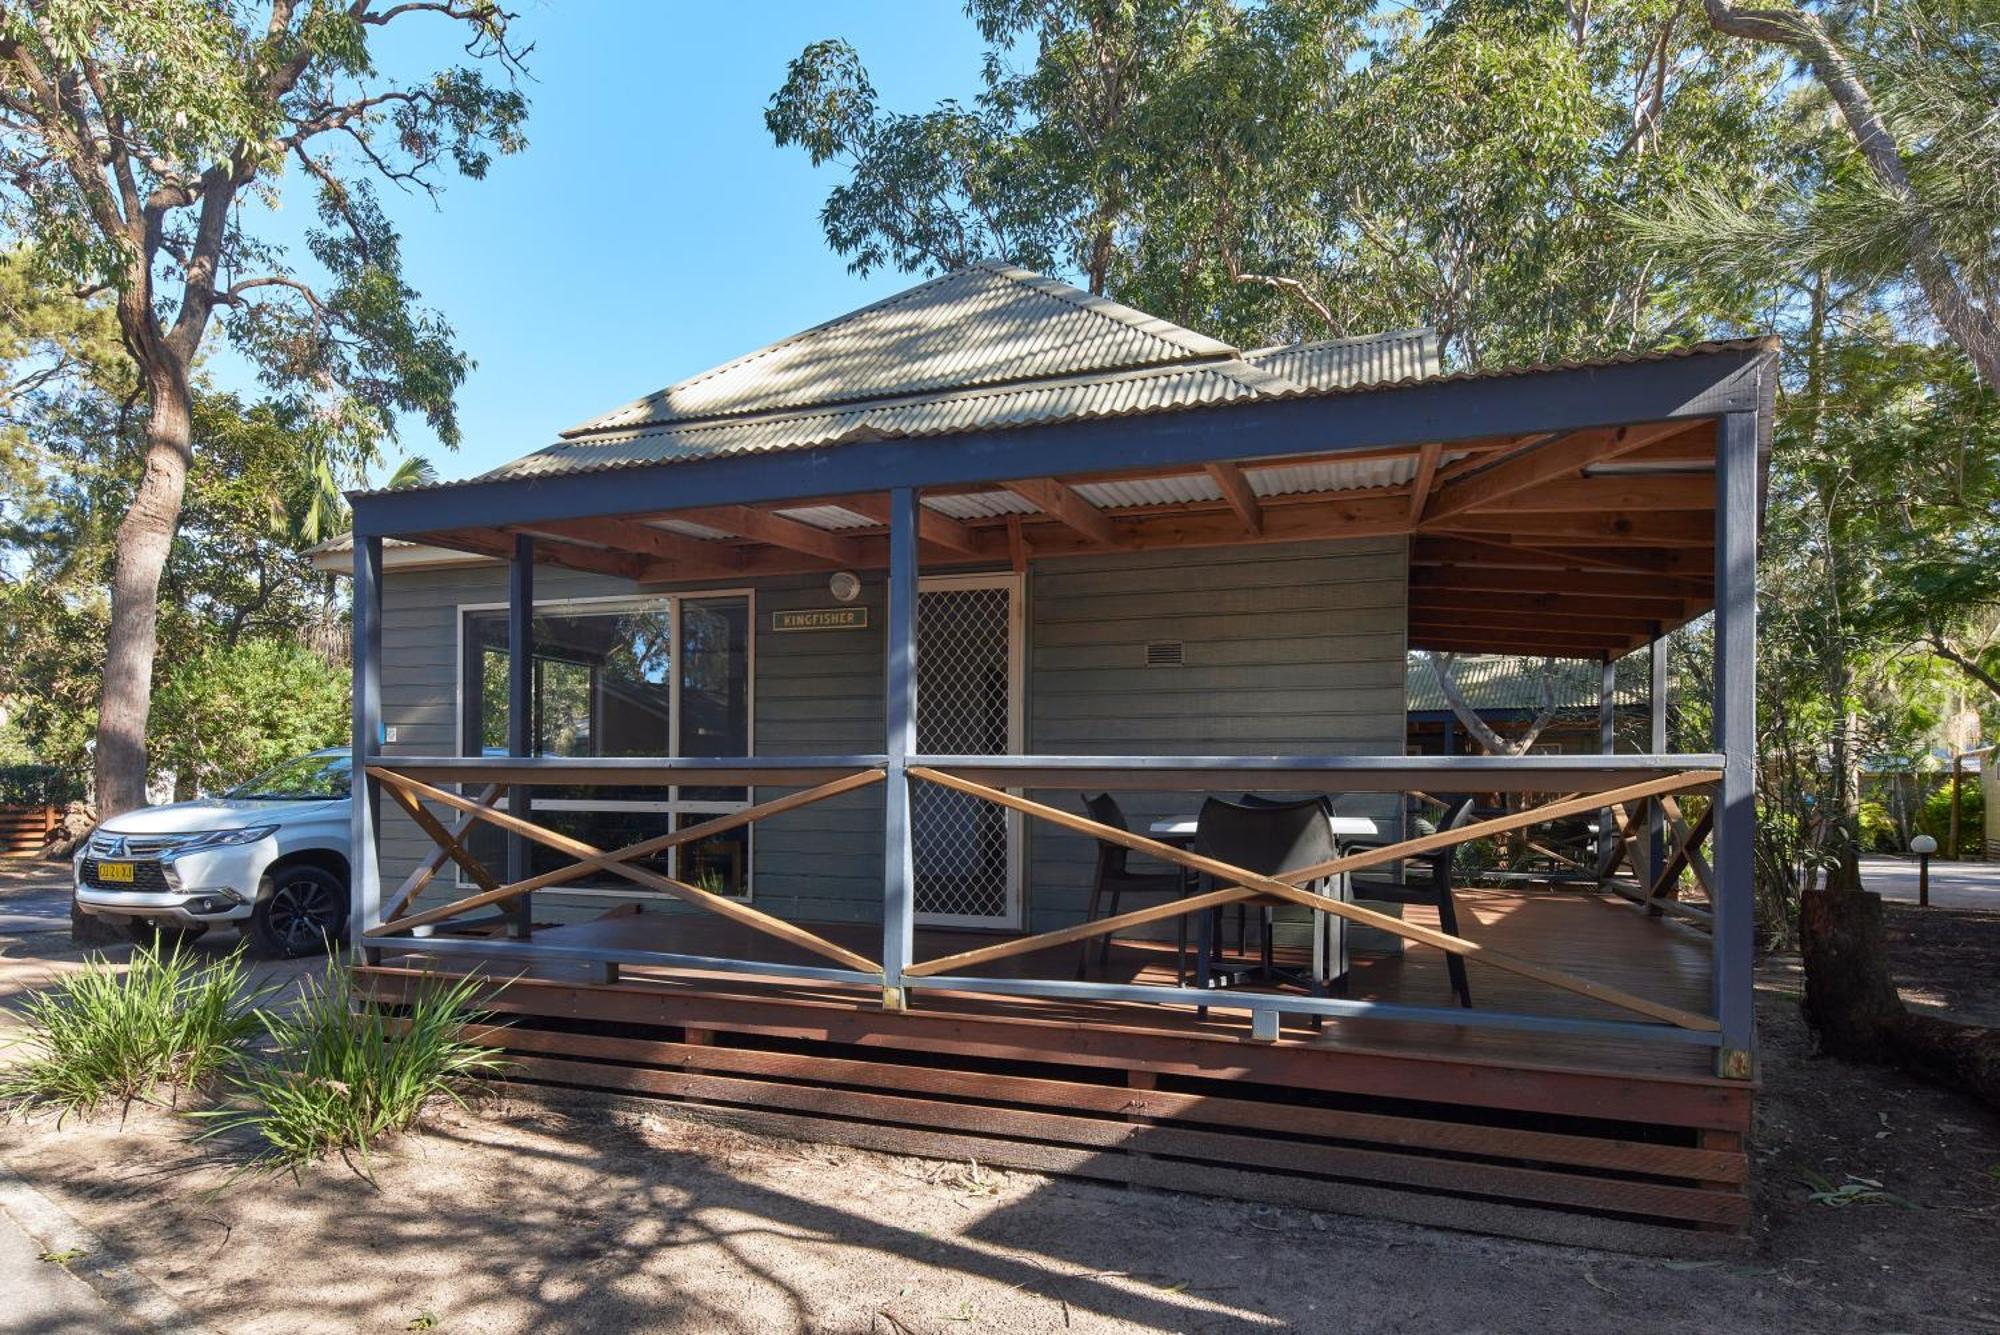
[772,607,869,632]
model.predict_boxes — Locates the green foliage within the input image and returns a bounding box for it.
[1858,800,1899,853]
[770,1,1774,360]
[149,639,349,798]
[0,944,265,1119]
[1915,779,1984,855]
[0,764,84,808]
[200,965,502,1178]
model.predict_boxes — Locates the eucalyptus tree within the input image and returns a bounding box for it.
[1681,0,2000,383]
[771,0,1778,363]
[0,1,528,814]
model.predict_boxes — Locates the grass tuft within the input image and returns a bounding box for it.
[199,964,501,1177]
[0,943,264,1118]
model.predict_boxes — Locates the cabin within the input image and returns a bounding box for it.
[1404,652,1657,757]
[332,263,1769,1250]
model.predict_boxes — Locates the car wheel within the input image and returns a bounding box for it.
[249,865,349,958]
[123,919,209,951]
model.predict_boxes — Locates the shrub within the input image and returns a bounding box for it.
[200,965,501,1177]
[0,763,86,808]
[1913,778,1984,857]
[148,638,349,797]
[0,944,264,1118]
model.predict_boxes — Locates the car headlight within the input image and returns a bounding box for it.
[167,824,280,856]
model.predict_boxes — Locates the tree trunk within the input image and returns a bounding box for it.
[93,370,193,817]
[73,370,191,947]
[1801,885,2000,1109]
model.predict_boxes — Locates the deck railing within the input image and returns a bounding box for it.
[355,752,1727,1049]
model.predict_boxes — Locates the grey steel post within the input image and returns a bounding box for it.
[883,486,920,1008]
[1598,653,1617,880]
[1647,629,1669,904]
[507,535,535,939]
[350,534,384,963]
[1712,411,1759,1077]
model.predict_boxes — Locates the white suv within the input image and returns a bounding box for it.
[74,749,352,957]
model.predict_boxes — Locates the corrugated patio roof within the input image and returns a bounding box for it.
[1407,653,1652,713]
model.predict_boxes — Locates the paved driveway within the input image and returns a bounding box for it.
[1860,853,2000,911]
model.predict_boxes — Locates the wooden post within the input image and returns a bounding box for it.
[507,535,535,940]
[350,535,385,965]
[1949,749,1962,860]
[883,486,919,1009]
[1712,411,1758,1078]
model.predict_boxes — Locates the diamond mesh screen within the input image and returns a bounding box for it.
[914,584,1014,922]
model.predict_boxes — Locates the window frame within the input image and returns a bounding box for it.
[453,588,757,901]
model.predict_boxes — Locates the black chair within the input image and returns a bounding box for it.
[1348,797,1477,1008]
[1076,794,1191,982]
[1191,796,1341,995]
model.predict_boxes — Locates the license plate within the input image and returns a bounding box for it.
[97,862,136,884]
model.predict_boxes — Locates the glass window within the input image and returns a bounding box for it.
[462,596,752,897]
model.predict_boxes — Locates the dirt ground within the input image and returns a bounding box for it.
[2,858,1997,1334]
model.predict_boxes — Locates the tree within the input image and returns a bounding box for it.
[1428,652,1567,757]
[771,1,1777,362]
[1688,0,2000,383]
[149,637,348,798]
[0,2,528,816]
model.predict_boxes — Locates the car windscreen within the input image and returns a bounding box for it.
[225,753,351,801]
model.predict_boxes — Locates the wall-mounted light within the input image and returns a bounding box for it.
[829,570,861,603]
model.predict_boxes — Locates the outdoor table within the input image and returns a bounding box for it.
[1147,813,1379,991]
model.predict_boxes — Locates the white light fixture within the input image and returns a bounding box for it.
[829,570,861,603]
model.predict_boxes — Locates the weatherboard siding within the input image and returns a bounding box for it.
[371,537,1408,942]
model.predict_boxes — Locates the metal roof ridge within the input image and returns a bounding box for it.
[1243,327,1437,359]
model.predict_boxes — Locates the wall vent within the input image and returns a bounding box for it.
[1145,639,1185,668]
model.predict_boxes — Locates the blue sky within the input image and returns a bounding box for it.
[209,2,991,483]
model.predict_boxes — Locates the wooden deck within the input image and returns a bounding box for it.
[358,886,1751,1251]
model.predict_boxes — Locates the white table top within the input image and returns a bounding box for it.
[1148,814,1379,839]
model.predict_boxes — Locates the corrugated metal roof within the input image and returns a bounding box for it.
[495,358,1294,481]
[353,251,1769,502]
[564,261,1240,437]
[1245,330,1438,390]
[1407,653,1651,713]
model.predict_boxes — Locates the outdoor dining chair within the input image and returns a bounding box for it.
[1347,796,1478,1008]
[1191,795,1341,998]
[1076,793,1192,982]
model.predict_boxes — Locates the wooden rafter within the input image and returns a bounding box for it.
[677,505,865,566]
[1409,608,1656,637]
[1205,462,1264,536]
[1003,477,1114,545]
[1413,633,1642,657]
[1407,441,1443,523]
[433,528,652,581]
[1424,421,1693,523]
[839,494,988,557]
[1432,511,1714,547]
[524,517,743,571]
[1411,593,1683,627]
[1411,564,1711,602]
[1462,474,1716,513]
[1413,535,1714,579]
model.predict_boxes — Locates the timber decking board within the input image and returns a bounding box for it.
[464,1023,1745,1182]
[359,965,1752,1132]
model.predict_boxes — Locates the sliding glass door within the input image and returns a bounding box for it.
[460,593,753,900]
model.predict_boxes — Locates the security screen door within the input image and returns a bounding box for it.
[913,574,1023,928]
